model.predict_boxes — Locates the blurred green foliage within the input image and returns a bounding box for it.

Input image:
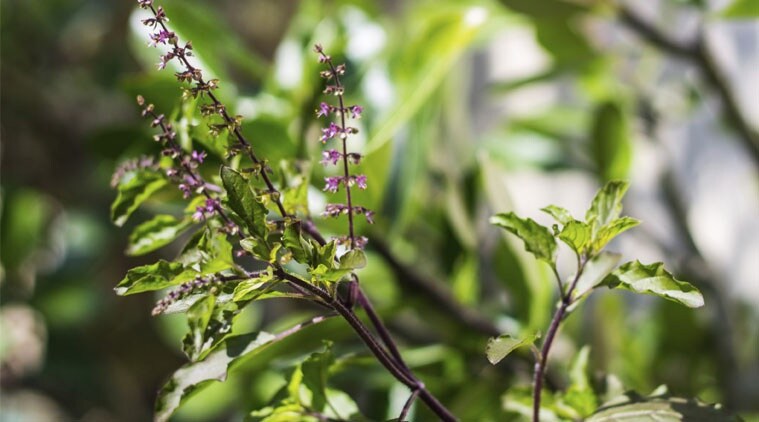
[1,0,757,420]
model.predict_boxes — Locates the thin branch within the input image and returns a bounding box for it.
[532,258,585,422]
[618,4,759,165]
[399,388,420,422]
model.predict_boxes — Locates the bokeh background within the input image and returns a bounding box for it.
[1,0,757,420]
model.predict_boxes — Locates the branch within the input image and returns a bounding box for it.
[618,4,759,165]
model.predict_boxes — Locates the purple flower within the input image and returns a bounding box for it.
[191,150,206,164]
[204,198,219,213]
[192,206,205,221]
[138,0,153,8]
[316,102,331,118]
[324,176,341,193]
[320,122,340,143]
[320,149,341,166]
[149,30,174,47]
[178,184,191,198]
[324,203,349,218]
[354,174,367,189]
[350,105,363,119]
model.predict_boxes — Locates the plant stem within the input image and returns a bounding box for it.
[532,260,585,422]
[399,389,420,421]
[278,270,456,421]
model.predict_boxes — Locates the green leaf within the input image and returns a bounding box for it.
[338,250,367,270]
[233,270,280,302]
[590,101,632,182]
[220,166,268,238]
[601,261,704,308]
[111,170,168,227]
[572,252,622,301]
[311,240,337,269]
[301,342,334,412]
[240,237,276,263]
[179,229,235,275]
[182,295,216,361]
[586,180,629,231]
[720,0,759,18]
[486,332,540,365]
[591,216,640,253]
[308,264,351,283]
[115,260,186,296]
[490,212,557,265]
[561,346,597,417]
[587,391,741,421]
[283,223,311,264]
[558,220,592,255]
[127,214,193,256]
[541,205,574,225]
[155,317,332,422]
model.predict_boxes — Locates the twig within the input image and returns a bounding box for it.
[399,388,420,421]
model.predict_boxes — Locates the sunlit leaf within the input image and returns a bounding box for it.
[587,391,741,421]
[220,166,268,238]
[591,216,640,254]
[541,205,574,225]
[601,261,704,308]
[490,212,557,265]
[182,295,216,361]
[338,249,366,270]
[486,332,539,365]
[115,260,187,296]
[586,180,629,231]
[111,170,168,227]
[572,252,621,301]
[558,220,592,255]
[127,214,193,256]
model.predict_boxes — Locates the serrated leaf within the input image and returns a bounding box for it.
[311,240,337,269]
[486,332,540,365]
[558,220,592,255]
[602,261,704,308]
[220,166,268,238]
[590,101,632,182]
[587,391,741,421]
[541,205,574,225]
[572,252,622,300]
[338,249,366,270]
[111,171,168,227]
[182,295,216,361]
[490,213,557,265]
[283,223,311,264]
[301,342,334,412]
[586,180,629,232]
[155,316,332,422]
[127,214,193,256]
[179,229,235,275]
[591,216,640,253]
[115,260,187,295]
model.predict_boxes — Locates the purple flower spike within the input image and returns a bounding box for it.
[192,206,205,221]
[320,122,340,143]
[316,102,331,118]
[320,149,341,166]
[324,176,341,193]
[204,198,219,213]
[355,174,367,189]
[350,105,363,119]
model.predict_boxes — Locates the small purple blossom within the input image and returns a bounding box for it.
[178,184,191,198]
[137,0,153,8]
[324,203,349,218]
[320,149,341,166]
[350,105,363,119]
[324,176,342,193]
[316,102,331,118]
[354,174,367,190]
[191,150,207,164]
[149,30,175,47]
[320,122,340,143]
